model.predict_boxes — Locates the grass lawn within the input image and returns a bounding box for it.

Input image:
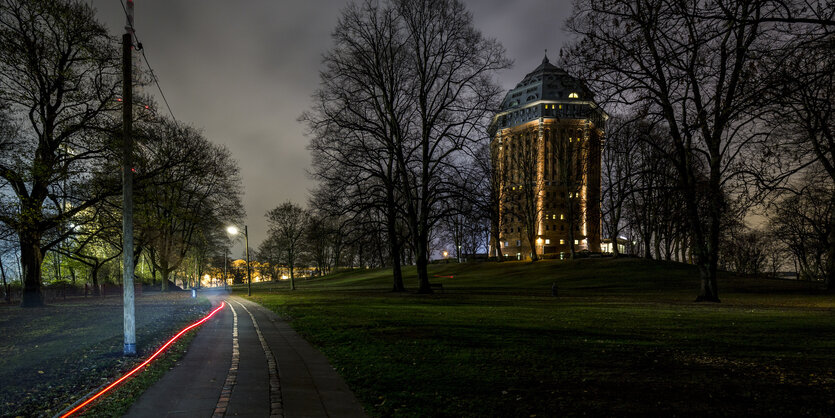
[0,291,212,417]
[242,258,835,417]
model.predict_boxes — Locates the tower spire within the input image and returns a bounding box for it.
[543,49,549,64]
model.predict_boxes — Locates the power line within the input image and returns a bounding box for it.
[118,0,178,123]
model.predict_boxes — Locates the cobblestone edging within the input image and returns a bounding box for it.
[235,300,284,418]
[213,302,239,418]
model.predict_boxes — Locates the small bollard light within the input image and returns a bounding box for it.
[191,289,196,298]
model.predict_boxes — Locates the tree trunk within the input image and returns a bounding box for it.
[20,231,44,307]
[415,237,431,293]
[91,264,102,297]
[160,264,170,292]
[387,201,405,291]
[693,170,721,302]
[826,191,835,291]
[0,254,8,302]
[491,221,504,260]
[289,257,296,290]
[654,232,662,260]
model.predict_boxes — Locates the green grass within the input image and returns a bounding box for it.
[243,258,835,417]
[0,292,212,417]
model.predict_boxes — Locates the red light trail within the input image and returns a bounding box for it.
[59,301,227,417]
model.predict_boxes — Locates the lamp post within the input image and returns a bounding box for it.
[227,225,251,296]
[223,247,228,291]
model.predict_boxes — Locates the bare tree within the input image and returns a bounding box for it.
[472,144,505,259]
[306,0,508,292]
[770,31,834,289]
[394,0,509,290]
[769,170,832,283]
[564,0,797,301]
[0,0,123,306]
[504,130,543,260]
[307,212,336,276]
[601,116,643,257]
[304,0,412,291]
[139,122,244,291]
[266,202,311,290]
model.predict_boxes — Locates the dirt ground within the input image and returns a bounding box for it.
[0,291,212,417]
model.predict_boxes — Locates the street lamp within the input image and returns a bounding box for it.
[227,225,251,296]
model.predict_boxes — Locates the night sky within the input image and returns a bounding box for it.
[90,0,574,254]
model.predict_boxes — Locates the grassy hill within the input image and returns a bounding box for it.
[242,258,835,417]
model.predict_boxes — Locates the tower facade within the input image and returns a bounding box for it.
[489,56,606,260]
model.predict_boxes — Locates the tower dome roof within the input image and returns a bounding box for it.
[499,53,593,111]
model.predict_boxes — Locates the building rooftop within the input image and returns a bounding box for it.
[499,53,593,112]
[490,53,607,134]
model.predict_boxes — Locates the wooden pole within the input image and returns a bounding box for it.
[245,225,251,296]
[121,0,136,356]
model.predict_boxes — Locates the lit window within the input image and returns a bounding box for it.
[504,241,509,247]
[574,240,579,245]
[560,239,565,245]
[559,104,562,109]
[569,92,579,99]
[516,240,521,246]
[560,214,565,220]
[545,239,551,245]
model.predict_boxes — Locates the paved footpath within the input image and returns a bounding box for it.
[125,293,366,418]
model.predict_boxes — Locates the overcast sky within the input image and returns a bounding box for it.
[90,0,575,256]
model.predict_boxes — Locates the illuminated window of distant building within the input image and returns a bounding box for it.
[574,239,579,245]
[545,239,551,245]
[560,214,565,220]
[569,92,579,99]
[560,239,565,244]
[559,104,562,109]
[504,241,509,247]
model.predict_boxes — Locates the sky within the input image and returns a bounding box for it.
[90,0,575,256]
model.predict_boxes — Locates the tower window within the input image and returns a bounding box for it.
[569,92,579,99]
[545,239,551,245]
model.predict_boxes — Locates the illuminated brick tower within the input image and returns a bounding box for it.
[489,55,606,260]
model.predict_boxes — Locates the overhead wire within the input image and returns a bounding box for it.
[118,0,178,123]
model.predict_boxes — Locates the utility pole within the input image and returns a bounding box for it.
[122,0,136,356]
[245,225,252,296]
[224,247,228,290]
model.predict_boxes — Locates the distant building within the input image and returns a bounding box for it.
[489,55,606,260]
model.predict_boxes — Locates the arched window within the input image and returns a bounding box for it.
[568,92,579,99]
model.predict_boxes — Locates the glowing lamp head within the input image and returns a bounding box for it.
[226,226,239,235]
[442,250,449,258]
